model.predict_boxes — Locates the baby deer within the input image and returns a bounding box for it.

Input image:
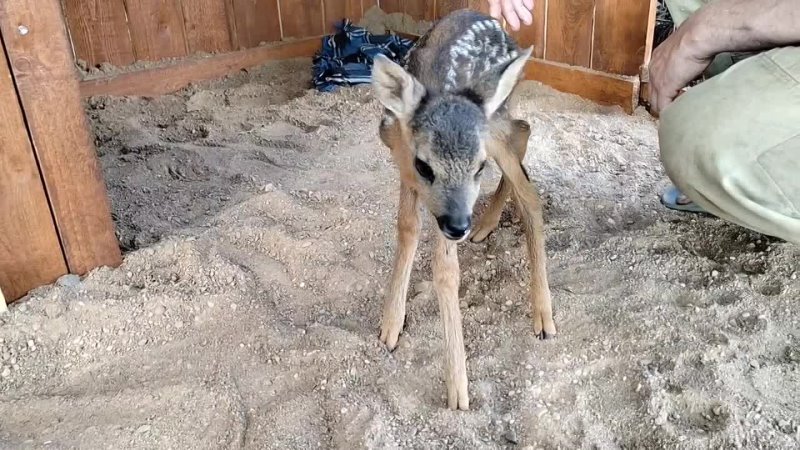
[372,10,556,410]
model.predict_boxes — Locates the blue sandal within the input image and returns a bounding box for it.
[660,185,706,213]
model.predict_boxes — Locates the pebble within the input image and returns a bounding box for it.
[174,320,184,329]
[153,305,166,316]
[711,270,720,278]
[231,303,238,311]
[136,425,151,434]
[713,406,723,416]
[1,367,10,378]
[56,274,81,288]
[138,338,148,346]
[502,430,518,445]
[44,302,65,318]
[609,254,618,261]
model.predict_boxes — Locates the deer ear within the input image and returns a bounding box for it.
[483,46,533,117]
[372,54,426,120]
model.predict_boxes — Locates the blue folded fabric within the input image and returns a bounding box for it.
[312,19,415,92]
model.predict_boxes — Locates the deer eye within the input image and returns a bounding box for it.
[414,157,435,183]
[475,161,487,178]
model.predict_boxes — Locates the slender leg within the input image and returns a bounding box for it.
[432,232,469,410]
[488,128,556,338]
[380,183,421,350]
[470,120,531,242]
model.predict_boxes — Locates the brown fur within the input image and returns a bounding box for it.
[372,10,556,410]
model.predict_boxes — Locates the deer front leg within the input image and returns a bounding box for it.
[432,232,469,410]
[470,119,531,243]
[380,183,421,350]
[488,133,556,339]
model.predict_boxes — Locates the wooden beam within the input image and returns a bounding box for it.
[0,0,122,275]
[0,33,68,302]
[524,58,640,114]
[80,37,321,98]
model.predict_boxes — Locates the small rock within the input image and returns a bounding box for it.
[1,367,10,378]
[56,274,81,288]
[174,320,184,329]
[153,305,166,316]
[138,338,148,346]
[136,425,151,434]
[711,270,720,278]
[502,430,518,445]
[44,302,65,318]
[713,406,723,416]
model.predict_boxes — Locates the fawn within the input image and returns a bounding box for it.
[371,9,556,410]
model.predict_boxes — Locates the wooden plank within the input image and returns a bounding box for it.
[231,0,282,48]
[642,0,658,66]
[362,0,378,13]
[80,38,321,97]
[544,0,594,67]
[279,0,324,38]
[465,0,490,14]
[125,0,189,61]
[592,0,652,75]
[437,0,468,19]
[0,36,67,302]
[507,0,546,58]
[380,0,403,13]
[181,0,234,53]
[0,0,122,275]
[524,57,639,113]
[323,0,364,30]
[404,0,435,21]
[61,0,135,66]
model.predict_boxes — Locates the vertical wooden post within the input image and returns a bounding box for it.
[0,32,68,302]
[0,0,122,275]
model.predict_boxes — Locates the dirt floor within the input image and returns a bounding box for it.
[1,58,799,449]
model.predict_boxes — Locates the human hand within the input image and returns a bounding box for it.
[647,18,712,115]
[487,0,534,31]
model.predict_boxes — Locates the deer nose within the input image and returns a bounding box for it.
[437,215,472,241]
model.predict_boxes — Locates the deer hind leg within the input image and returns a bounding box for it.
[432,232,469,410]
[488,130,556,339]
[470,119,531,243]
[380,183,421,350]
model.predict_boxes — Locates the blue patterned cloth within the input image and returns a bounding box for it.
[312,20,414,92]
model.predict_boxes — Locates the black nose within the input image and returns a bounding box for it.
[437,215,471,240]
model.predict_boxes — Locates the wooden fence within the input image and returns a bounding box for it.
[66,0,655,111]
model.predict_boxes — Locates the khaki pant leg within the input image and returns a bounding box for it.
[659,47,800,244]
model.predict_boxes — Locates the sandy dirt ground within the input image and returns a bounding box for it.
[1,58,799,449]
